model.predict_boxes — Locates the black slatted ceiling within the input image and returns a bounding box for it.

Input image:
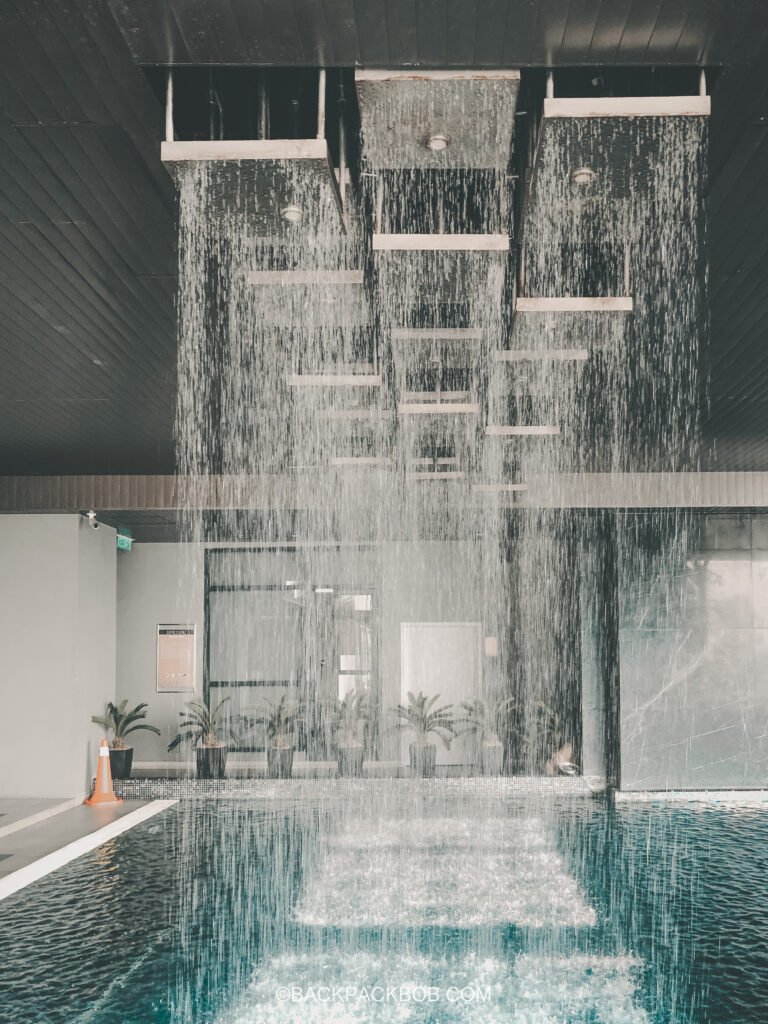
[0,0,175,475]
[106,0,768,66]
[702,8,768,469]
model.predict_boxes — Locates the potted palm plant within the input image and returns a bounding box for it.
[332,688,369,777]
[91,700,161,779]
[168,696,243,779]
[390,690,456,778]
[250,695,302,779]
[455,696,517,775]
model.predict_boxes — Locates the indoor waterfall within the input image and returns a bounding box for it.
[168,73,709,1024]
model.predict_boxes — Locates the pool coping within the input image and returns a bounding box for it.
[615,789,768,805]
[0,800,177,902]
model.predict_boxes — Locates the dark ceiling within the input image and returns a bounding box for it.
[0,0,767,476]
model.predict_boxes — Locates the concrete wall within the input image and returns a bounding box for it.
[619,513,768,789]
[0,515,116,797]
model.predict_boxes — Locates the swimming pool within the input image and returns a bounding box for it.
[0,787,766,1023]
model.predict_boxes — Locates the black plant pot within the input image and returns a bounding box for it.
[409,742,437,778]
[338,744,365,777]
[267,745,294,780]
[108,747,133,780]
[196,746,227,779]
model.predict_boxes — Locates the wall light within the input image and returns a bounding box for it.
[426,133,450,152]
[571,167,595,185]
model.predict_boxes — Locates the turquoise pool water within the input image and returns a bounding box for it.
[0,793,766,1023]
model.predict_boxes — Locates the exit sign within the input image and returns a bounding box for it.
[116,533,133,551]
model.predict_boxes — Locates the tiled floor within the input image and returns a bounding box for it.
[0,801,147,879]
[0,797,69,829]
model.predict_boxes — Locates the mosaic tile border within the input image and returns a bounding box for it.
[112,775,607,801]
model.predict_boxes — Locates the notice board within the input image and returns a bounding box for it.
[157,624,196,692]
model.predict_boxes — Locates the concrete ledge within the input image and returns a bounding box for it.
[249,270,364,286]
[615,789,768,805]
[356,69,520,82]
[515,297,633,313]
[373,234,509,251]
[161,138,329,162]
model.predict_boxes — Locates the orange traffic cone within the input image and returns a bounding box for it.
[85,739,122,805]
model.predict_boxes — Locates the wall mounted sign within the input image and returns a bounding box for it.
[157,625,196,692]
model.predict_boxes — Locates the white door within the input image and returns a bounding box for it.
[400,622,481,766]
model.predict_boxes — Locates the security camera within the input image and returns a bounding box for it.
[85,510,101,530]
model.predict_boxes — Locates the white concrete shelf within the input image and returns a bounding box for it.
[288,373,382,388]
[407,471,466,481]
[392,328,484,341]
[472,483,528,493]
[249,270,364,286]
[374,234,509,251]
[494,348,589,362]
[317,408,390,421]
[485,425,560,437]
[400,402,480,415]
[515,297,633,312]
[330,456,394,467]
[544,96,711,119]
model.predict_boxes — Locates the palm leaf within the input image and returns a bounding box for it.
[123,723,161,737]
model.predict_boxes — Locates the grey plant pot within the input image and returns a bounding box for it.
[196,746,227,779]
[481,741,504,776]
[409,742,437,778]
[108,747,133,780]
[338,744,365,777]
[267,745,294,780]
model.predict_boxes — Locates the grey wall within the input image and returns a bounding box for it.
[619,513,768,789]
[0,515,116,797]
[115,540,489,761]
[115,543,204,760]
